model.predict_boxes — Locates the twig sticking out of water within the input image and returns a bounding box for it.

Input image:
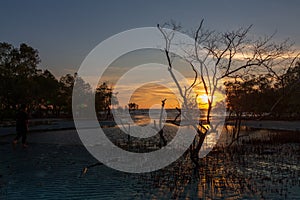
[80,162,103,177]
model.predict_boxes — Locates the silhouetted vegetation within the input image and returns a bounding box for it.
[225,61,300,120]
[158,19,299,167]
[128,102,139,111]
[95,82,118,119]
[0,42,115,121]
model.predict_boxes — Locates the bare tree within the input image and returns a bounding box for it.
[80,20,299,174]
[153,99,167,148]
[157,19,299,166]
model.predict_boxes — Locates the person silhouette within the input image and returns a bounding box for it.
[12,104,29,148]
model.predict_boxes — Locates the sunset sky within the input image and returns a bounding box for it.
[1,0,300,108]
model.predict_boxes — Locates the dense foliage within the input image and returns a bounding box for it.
[225,62,300,119]
[0,42,115,120]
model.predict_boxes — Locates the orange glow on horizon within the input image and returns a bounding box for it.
[128,83,180,109]
[127,83,224,109]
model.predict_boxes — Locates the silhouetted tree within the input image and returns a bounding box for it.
[31,69,60,117]
[157,20,299,166]
[57,73,76,115]
[128,102,139,111]
[0,42,40,119]
[95,82,118,119]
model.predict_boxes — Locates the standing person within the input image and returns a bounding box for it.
[12,104,29,148]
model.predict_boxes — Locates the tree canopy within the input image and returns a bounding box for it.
[0,42,116,120]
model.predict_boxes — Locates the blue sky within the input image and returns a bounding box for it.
[1,0,300,77]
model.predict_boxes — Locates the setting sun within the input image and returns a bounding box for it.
[196,94,211,109]
[198,94,210,104]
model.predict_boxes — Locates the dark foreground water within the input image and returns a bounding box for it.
[0,129,299,199]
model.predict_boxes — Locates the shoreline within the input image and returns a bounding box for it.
[225,120,300,132]
[1,118,299,138]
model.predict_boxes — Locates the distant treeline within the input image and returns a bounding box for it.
[225,61,300,120]
[1,42,299,121]
[0,42,114,120]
